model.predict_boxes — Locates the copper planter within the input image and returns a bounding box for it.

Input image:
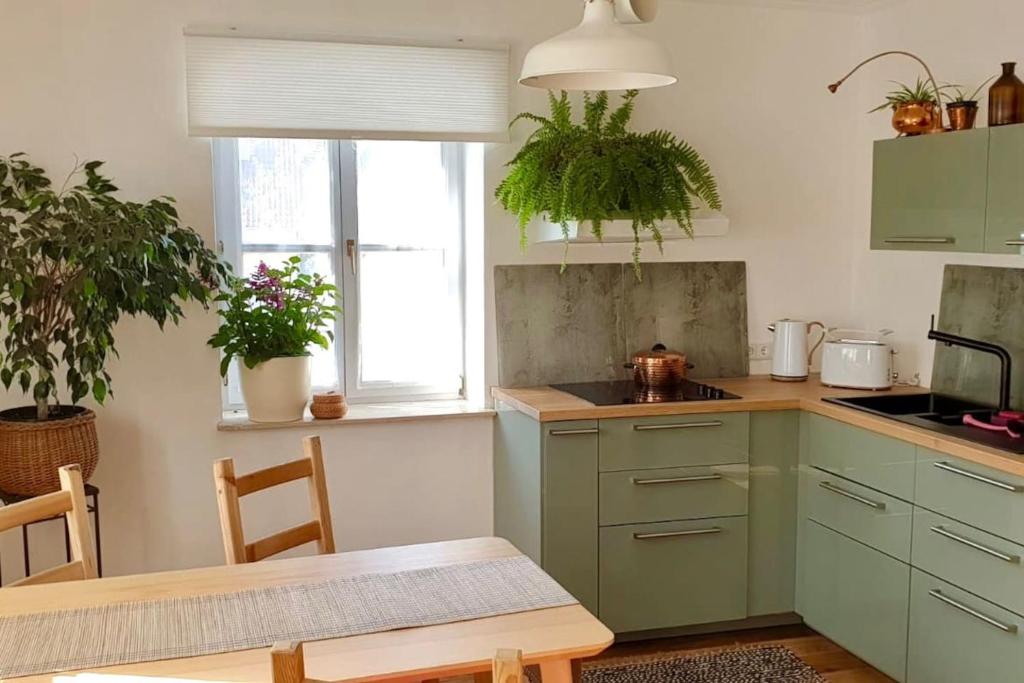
[892,102,940,136]
[946,103,979,131]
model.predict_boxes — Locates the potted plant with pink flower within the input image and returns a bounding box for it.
[208,258,340,422]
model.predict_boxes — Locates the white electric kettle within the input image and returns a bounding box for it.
[767,319,825,382]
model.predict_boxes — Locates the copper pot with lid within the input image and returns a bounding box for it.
[624,343,693,386]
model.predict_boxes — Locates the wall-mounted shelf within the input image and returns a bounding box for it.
[533,209,730,244]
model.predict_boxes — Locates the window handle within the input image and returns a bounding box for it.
[346,239,357,275]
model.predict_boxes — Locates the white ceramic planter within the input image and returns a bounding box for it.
[239,355,311,423]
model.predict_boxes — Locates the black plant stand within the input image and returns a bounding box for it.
[0,483,102,585]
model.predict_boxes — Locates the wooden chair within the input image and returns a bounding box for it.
[0,464,98,587]
[270,643,526,683]
[213,435,335,565]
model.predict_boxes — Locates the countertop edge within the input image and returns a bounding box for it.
[492,381,1024,478]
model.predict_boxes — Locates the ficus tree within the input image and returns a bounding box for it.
[0,154,228,421]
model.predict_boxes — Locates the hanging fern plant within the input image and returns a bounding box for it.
[496,90,722,276]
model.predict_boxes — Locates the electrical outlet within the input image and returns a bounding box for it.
[748,342,771,360]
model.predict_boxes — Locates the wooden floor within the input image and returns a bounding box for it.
[587,625,895,682]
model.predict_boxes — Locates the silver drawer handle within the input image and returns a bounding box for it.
[633,421,723,432]
[884,237,955,244]
[819,481,887,510]
[933,462,1024,493]
[633,527,721,540]
[1005,240,1024,246]
[930,525,1021,564]
[929,589,1019,634]
[548,428,599,436]
[632,474,722,486]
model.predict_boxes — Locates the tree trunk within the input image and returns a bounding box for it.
[35,398,49,421]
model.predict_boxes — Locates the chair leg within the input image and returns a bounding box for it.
[493,649,523,683]
[271,641,305,683]
[539,659,573,683]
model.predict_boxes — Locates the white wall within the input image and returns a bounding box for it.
[848,0,1024,382]
[0,0,864,578]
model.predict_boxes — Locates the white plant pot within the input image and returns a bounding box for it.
[239,355,311,423]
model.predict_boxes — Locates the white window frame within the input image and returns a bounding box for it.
[212,138,467,407]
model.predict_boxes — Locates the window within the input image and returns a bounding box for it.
[213,138,467,406]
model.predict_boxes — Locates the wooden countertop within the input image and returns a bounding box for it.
[492,376,1024,478]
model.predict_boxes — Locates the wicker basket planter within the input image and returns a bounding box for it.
[0,406,99,496]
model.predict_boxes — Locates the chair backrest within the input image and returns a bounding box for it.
[213,435,335,565]
[270,642,523,683]
[0,464,97,587]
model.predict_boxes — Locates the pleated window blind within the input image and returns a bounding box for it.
[184,34,510,142]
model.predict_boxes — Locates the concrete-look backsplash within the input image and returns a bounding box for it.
[933,265,1024,409]
[494,262,749,387]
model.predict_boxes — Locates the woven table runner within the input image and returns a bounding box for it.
[0,555,577,679]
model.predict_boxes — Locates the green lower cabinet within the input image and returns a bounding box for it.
[599,464,748,526]
[911,509,1024,617]
[542,421,599,614]
[747,411,800,617]
[907,570,1024,683]
[599,516,748,633]
[797,519,909,682]
[804,413,916,501]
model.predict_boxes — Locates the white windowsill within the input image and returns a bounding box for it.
[218,399,494,432]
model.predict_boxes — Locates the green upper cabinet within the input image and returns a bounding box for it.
[985,124,1024,254]
[871,128,990,252]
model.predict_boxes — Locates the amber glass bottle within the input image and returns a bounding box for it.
[989,62,1024,126]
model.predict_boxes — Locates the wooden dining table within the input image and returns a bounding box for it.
[1,536,613,683]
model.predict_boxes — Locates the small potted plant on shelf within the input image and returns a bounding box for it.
[0,154,226,495]
[943,77,997,131]
[869,78,950,136]
[495,90,721,278]
[208,258,340,423]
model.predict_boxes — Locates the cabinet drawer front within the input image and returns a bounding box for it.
[915,449,1024,545]
[600,464,748,526]
[599,516,747,633]
[805,414,916,500]
[908,570,1024,683]
[912,509,1024,616]
[871,129,989,253]
[599,412,750,472]
[797,520,909,682]
[803,466,912,562]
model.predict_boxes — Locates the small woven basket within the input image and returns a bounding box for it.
[0,407,99,495]
[311,392,348,420]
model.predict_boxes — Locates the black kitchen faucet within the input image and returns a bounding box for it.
[928,314,1013,412]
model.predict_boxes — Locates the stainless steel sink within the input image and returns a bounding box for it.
[824,393,1024,455]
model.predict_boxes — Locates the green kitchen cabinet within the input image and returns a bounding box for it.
[797,519,910,682]
[907,570,1024,683]
[598,412,750,472]
[599,516,748,633]
[803,465,913,562]
[599,463,748,526]
[911,508,1024,617]
[915,448,1024,546]
[493,404,599,614]
[747,410,799,617]
[985,123,1024,254]
[871,128,990,252]
[803,413,916,501]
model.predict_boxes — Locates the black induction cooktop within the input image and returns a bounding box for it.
[551,379,741,405]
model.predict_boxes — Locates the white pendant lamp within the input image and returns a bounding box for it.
[519,0,676,91]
